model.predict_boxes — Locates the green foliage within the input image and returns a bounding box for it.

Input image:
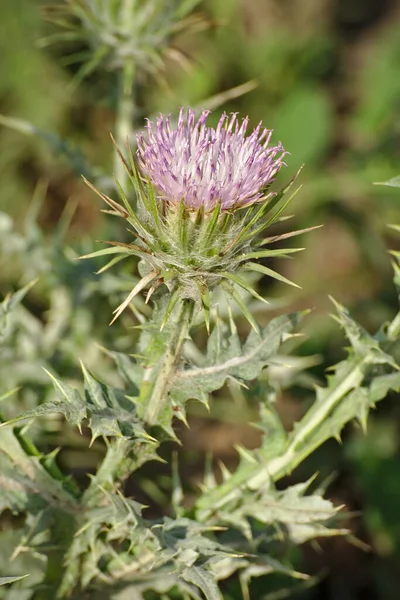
[2,231,400,598]
[195,298,400,521]
[171,312,304,403]
[2,1,400,599]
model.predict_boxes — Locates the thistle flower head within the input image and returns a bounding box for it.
[83,109,304,330]
[136,108,287,211]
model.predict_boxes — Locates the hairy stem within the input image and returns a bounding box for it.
[142,300,195,425]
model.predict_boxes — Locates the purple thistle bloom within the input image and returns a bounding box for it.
[136,108,287,211]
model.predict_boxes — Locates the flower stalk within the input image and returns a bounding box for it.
[114,59,136,188]
[114,0,136,188]
[141,299,195,426]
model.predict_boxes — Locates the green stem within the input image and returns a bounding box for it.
[263,356,368,481]
[143,300,195,425]
[195,355,370,520]
[54,302,194,594]
[114,0,136,187]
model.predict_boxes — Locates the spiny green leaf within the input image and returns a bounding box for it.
[1,370,86,429]
[81,363,152,442]
[0,426,78,510]
[195,300,400,517]
[171,313,302,403]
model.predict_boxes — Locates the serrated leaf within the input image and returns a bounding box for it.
[243,484,342,544]
[81,363,152,442]
[171,313,303,403]
[2,371,86,429]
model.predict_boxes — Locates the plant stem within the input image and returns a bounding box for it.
[195,355,370,520]
[114,0,136,188]
[143,300,195,425]
[263,356,368,481]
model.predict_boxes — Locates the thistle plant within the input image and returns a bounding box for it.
[2,108,400,600]
[2,0,400,596]
[82,107,307,426]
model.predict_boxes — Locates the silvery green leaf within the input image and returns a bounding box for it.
[171,312,303,403]
[180,566,222,600]
[2,371,86,429]
[196,299,400,521]
[0,280,37,339]
[108,351,143,393]
[0,426,78,511]
[81,363,151,442]
[243,484,343,544]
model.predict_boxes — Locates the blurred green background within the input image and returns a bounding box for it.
[1,0,400,599]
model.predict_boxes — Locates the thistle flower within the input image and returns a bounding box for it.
[137,108,287,211]
[82,109,308,330]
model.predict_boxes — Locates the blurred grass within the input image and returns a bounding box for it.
[1,0,400,599]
